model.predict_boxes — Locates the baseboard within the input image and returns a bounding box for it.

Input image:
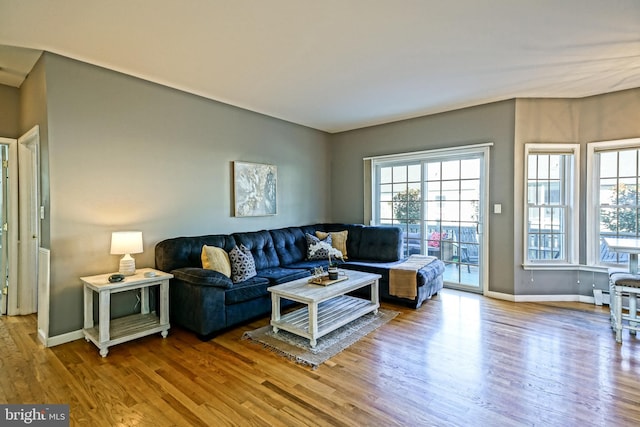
[486,291,594,304]
[45,329,84,347]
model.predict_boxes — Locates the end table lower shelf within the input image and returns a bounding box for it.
[83,312,169,355]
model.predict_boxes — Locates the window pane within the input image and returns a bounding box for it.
[528,155,537,180]
[442,201,460,222]
[426,162,440,180]
[618,179,637,206]
[442,160,459,180]
[619,150,637,177]
[380,167,392,184]
[460,159,480,179]
[379,202,393,220]
[600,152,618,178]
[527,182,537,204]
[599,178,617,205]
[461,179,480,201]
[548,155,561,179]
[425,201,441,220]
[528,207,541,232]
[407,164,421,182]
[460,201,478,222]
[442,180,459,201]
[537,155,549,179]
[600,207,617,233]
[426,181,440,200]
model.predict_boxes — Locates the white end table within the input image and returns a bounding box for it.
[81,267,172,357]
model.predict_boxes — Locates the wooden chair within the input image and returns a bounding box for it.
[609,272,640,344]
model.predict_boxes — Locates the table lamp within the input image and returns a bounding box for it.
[110,231,143,276]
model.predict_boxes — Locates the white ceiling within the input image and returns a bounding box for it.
[0,1,639,133]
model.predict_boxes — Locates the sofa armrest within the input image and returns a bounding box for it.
[171,267,233,289]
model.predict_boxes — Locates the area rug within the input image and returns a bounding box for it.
[242,309,399,369]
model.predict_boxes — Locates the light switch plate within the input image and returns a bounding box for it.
[494,204,502,214]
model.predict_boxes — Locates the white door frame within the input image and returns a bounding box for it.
[0,137,18,316]
[16,126,40,318]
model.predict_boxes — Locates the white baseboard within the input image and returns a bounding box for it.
[45,329,84,347]
[486,291,595,304]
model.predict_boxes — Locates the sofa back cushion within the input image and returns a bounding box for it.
[348,225,402,262]
[155,234,237,273]
[270,227,308,265]
[232,230,280,270]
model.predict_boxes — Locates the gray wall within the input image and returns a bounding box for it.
[0,84,19,138]
[36,53,332,335]
[329,101,517,295]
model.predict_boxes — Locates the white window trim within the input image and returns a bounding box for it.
[586,137,640,266]
[523,143,580,267]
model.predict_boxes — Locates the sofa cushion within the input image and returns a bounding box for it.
[171,267,233,289]
[225,276,272,305]
[270,227,307,265]
[201,245,231,277]
[356,226,403,262]
[233,230,281,269]
[229,244,257,283]
[156,234,237,273]
[256,267,310,285]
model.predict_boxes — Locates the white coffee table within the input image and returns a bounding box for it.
[268,269,381,348]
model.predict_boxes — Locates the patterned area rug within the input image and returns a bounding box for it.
[242,309,399,369]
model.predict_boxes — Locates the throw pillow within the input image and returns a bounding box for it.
[229,244,257,283]
[316,230,349,259]
[201,245,232,278]
[306,233,343,261]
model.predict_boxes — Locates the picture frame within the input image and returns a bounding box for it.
[233,161,277,217]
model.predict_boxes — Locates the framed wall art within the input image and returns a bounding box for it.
[233,161,277,217]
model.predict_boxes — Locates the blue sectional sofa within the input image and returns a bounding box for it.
[155,223,445,338]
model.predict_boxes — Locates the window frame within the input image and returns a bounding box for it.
[523,143,580,266]
[586,137,640,267]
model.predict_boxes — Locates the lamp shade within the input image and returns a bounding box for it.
[110,231,143,255]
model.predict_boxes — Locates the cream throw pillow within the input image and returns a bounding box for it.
[201,245,232,278]
[316,230,348,259]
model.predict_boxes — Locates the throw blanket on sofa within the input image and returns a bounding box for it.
[389,255,437,299]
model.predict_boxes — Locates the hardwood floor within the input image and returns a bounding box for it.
[1,289,639,426]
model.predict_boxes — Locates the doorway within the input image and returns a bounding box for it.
[373,143,490,294]
[0,137,19,316]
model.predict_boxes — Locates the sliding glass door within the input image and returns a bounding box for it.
[374,145,488,293]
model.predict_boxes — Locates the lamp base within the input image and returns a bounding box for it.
[119,254,136,276]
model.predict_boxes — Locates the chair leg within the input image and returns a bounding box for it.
[615,287,623,344]
[610,281,616,330]
[630,293,638,335]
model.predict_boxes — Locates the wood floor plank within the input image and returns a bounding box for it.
[1,289,639,426]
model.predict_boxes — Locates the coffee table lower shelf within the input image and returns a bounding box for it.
[271,295,378,347]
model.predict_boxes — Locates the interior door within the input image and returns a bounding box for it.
[424,153,486,293]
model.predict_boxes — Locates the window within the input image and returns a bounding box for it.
[587,138,640,267]
[524,144,579,265]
